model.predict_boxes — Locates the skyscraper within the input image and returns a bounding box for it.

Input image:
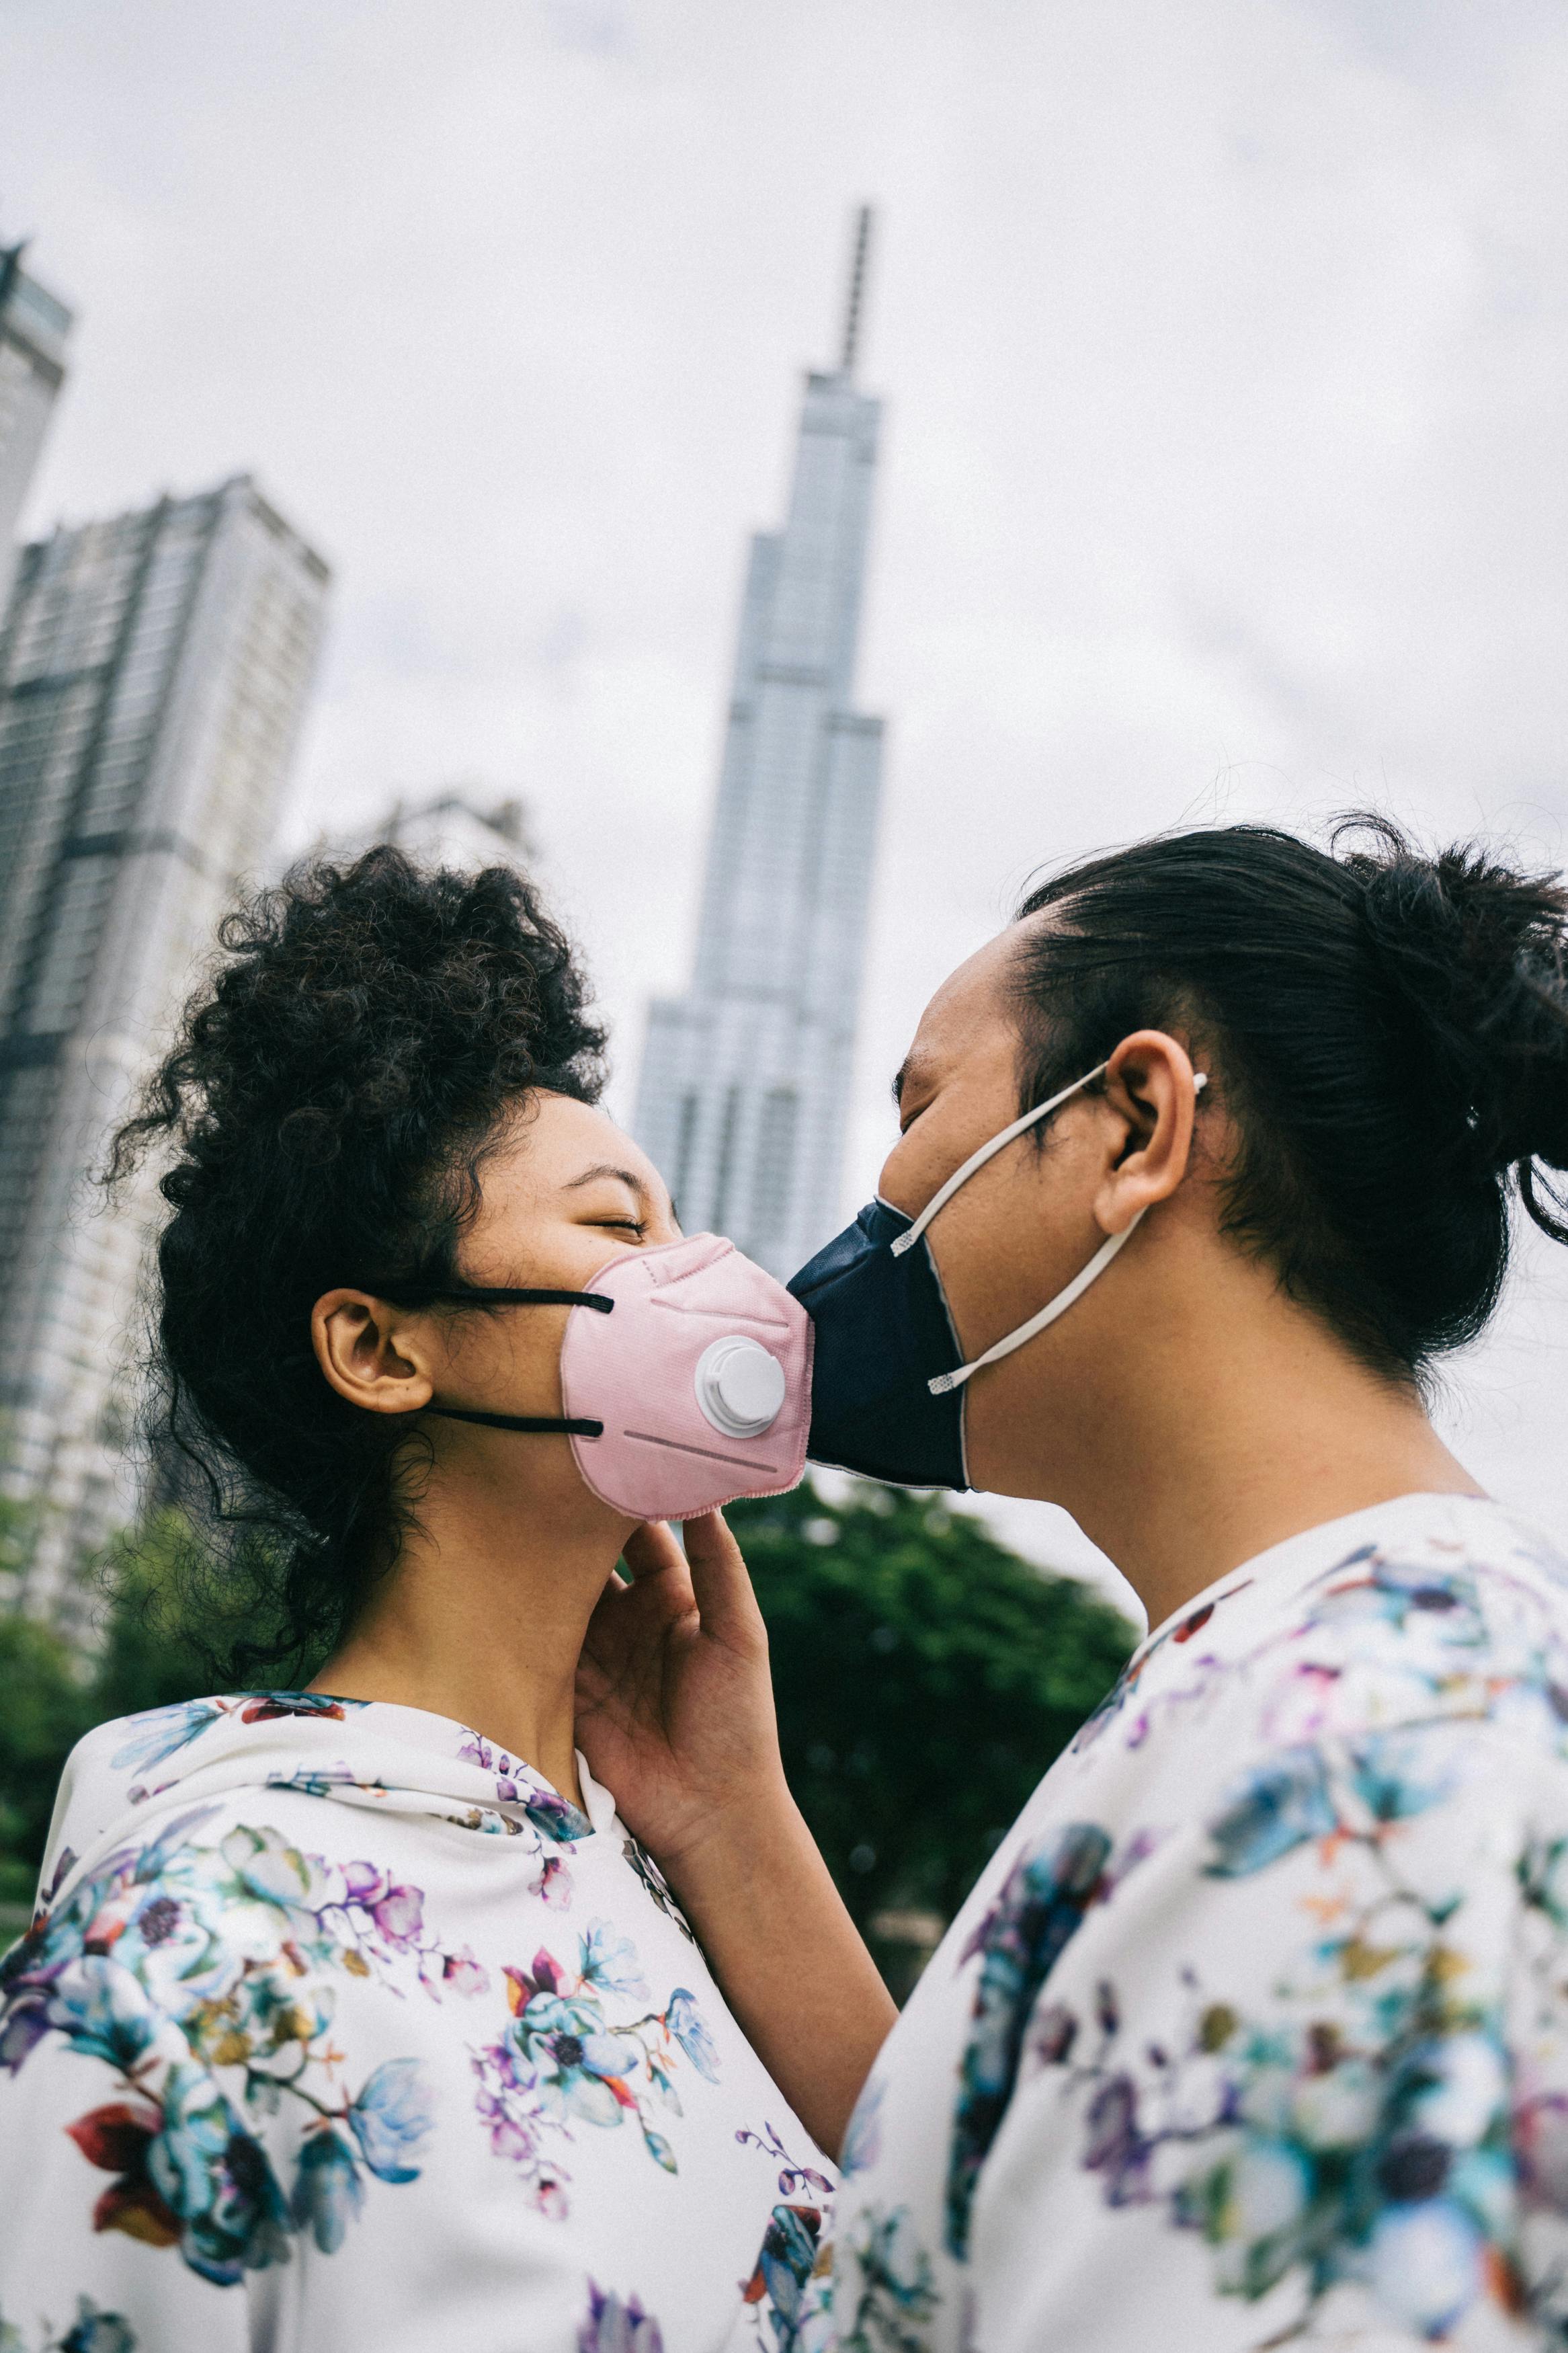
[0,242,73,605]
[634,210,885,1280]
[0,475,330,1622]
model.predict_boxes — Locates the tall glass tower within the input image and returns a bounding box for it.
[0,241,73,608]
[634,210,885,1280]
[0,475,330,1621]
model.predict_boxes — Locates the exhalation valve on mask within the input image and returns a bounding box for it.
[786,1062,1206,1492]
[417,1233,813,1521]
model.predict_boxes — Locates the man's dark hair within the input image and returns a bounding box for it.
[1014,815,1568,1380]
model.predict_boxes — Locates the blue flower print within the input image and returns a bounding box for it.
[577,2281,665,2353]
[580,1920,650,1999]
[667,1989,720,2083]
[1204,1745,1337,1878]
[108,1692,362,1792]
[1348,1728,1457,1826]
[839,2077,884,2178]
[474,1939,723,2215]
[742,2204,824,2351]
[44,1958,163,2074]
[347,2058,436,2182]
[1,1817,468,2285]
[0,2299,138,2353]
[1366,2198,1487,2340]
[290,2126,365,2252]
[1018,1745,1526,2336]
[110,1703,225,1776]
[144,2060,292,2285]
[837,2205,938,2353]
[517,1992,645,2130]
[946,1823,1114,2258]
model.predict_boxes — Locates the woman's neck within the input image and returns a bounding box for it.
[309,1462,632,1808]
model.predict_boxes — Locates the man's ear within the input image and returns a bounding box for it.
[312,1290,435,1417]
[1092,1031,1205,1234]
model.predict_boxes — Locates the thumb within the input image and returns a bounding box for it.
[680,1510,768,1654]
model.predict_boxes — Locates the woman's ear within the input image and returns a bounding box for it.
[312,1290,435,1417]
[1092,1031,1205,1235]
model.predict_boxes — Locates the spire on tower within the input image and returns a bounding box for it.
[839,204,873,378]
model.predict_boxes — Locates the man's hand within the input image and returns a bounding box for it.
[574,1509,897,2157]
[574,1511,790,1866]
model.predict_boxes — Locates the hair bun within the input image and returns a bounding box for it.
[1339,817,1568,1191]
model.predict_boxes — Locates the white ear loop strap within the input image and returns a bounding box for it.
[889,1062,1110,1258]
[929,1215,1145,1393]
[909,1068,1208,1396]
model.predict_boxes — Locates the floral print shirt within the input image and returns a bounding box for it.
[796,1494,1568,2353]
[0,1695,831,2353]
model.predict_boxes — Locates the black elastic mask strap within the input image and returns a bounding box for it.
[415,1286,615,1314]
[426,1404,604,1437]
[388,1284,614,1437]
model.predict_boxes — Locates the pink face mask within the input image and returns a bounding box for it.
[420,1233,813,1521]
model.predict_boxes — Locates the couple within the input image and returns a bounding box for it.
[6,817,1568,2352]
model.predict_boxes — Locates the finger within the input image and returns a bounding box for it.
[620,1520,690,1584]
[679,1509,767,1650]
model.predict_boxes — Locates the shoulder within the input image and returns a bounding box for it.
[1079,1497,1568,1773]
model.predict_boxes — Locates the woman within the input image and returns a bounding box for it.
[578,820,1568,2350]
[0,850,890,2353]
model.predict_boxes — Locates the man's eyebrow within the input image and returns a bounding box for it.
[893,1051,936,1109]
[560,1163,651,1201]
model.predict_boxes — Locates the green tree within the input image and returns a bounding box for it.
[0,1511,289,1916]
[0,1612,94,1908]
[731,1481,1134,1969]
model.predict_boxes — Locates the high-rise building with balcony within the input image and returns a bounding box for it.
[634,210,885,1279]
[0,241,73,607]
[0,475,330,1621]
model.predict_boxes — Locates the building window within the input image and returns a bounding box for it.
[671,1091,698,1223]
[710,1084,742,1237]
[751,1088,798,1244]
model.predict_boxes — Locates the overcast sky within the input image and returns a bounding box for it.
[5,0,1567,1617]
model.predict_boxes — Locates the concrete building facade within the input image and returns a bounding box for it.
[0,475,330,1620]
[634,212,886,1279]
[0,242,73,609]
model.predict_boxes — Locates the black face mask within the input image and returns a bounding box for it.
[786,1201,969,1491]
[787,1059,1193,1492]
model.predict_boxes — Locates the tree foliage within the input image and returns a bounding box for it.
[730,1482,1135,1943]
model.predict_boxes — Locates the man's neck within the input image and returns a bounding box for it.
[1057,1317,1483,1636]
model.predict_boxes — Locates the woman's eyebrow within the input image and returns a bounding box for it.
[560,1162,651,1202]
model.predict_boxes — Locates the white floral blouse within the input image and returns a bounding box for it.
[0,1696,831,2353]
[799,1494,1568,2353]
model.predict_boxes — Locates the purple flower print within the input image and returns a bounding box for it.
[578,2281,665,2353]
[368,1883,425,1948]
[442,1945,490,1997]
[456,1728,594,1844]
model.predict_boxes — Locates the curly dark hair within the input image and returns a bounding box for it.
[1014,814,1568,1381]
[108,846,607,1679]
